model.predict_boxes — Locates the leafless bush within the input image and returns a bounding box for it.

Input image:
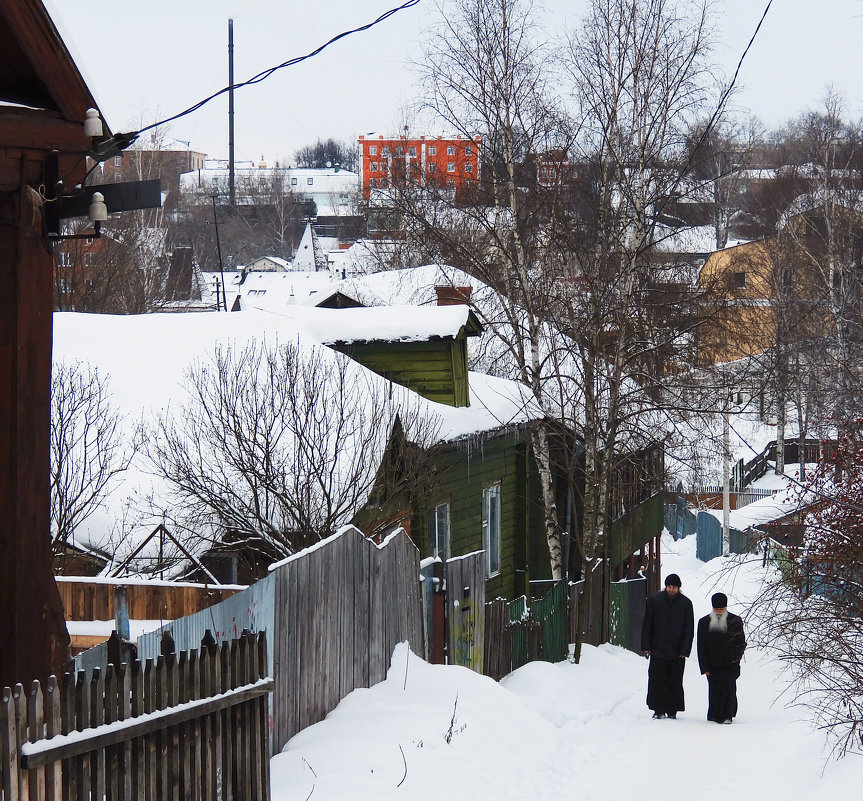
[748,428,863,757]
[146,339,441,566]
[50,360,136,565]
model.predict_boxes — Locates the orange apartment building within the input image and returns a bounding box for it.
[358,134,481,200]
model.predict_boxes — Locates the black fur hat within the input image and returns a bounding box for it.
[664,574,682,587]
[711,592,728,608]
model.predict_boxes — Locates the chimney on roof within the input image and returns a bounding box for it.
[435,285,472,306]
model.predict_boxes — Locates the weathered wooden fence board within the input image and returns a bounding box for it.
[123,527,421,755]
[445,552,486,672]
[1,632,271,801]
[56,578,243,623]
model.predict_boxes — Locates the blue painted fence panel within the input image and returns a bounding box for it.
[137,571,276,664]
[696,511,722,562]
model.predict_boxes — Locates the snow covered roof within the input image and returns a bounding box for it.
[654,225,748,255]
[51,310,541,568]
[235,271,344,310]
[232,303,480,345]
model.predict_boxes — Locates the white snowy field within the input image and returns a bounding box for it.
[270,534,862,800]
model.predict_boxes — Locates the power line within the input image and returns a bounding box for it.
[94,1,421,157]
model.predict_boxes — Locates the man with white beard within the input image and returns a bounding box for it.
[696,592,747,724]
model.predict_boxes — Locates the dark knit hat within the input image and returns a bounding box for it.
[711,592,728,608]
[664,574,682,587]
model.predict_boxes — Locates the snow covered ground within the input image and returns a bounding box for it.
[270,534,862,800]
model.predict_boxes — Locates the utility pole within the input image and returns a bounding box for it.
[722,394,731,557]
[211,196,228,311]
[228,18,236,209]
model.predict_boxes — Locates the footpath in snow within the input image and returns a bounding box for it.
[270,535,862,800]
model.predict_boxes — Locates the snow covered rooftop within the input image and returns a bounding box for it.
[232,303,480,344]
[235,271,344,310]
[51,309,541,566]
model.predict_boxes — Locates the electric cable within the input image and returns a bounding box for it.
[97,1,420,156]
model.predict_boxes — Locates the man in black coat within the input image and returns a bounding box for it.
[641,574,694,719]
[697,592,747,724]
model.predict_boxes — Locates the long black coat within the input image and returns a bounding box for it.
[697,612,746,675]
[641,589,694,659]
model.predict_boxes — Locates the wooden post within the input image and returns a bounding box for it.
[0,184,70,691]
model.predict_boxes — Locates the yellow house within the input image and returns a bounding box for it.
[698,238,778,363]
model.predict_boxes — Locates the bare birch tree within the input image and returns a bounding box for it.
[401,0,722,623]
[553,0,719,646]
[407,0,570,580]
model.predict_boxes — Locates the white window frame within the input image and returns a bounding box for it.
[428,145,437,156]
[429,502,450,560]
[447,163,455,173]
[482,483,501,577]
[447,145,455,155]
[369,145,378,155]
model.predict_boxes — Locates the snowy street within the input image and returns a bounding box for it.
[271,535,862,800]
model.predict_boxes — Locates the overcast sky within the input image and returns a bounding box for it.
[45,0,863,165]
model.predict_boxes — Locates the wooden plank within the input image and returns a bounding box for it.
[184,650,199,801]
[166,657,180,801]
[177,651,192,801]
[199,645,214,801]
[118,664,133,801]
[129,661,145,801]
[234,637,248,801]
[60,673,74,801]
[272,565,288,754]
[220,642,233,801]
[72,673,88,799]
[155,656,169,801]
[368,539,385,685]
[104,666,119,801]
[249,633,265,801]
[282,559,299,749]
[1,688,19,801]
[88,669,104,801]
[142,659,157,801]
[256,634,271,800]
[44,676,62,800]
[27,680,46,801]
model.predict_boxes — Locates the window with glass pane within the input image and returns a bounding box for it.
[429,502,450,560]
[482,484,501,576]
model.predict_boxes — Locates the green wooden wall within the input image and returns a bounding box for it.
[417,431,559,601]
[332,338,470,407]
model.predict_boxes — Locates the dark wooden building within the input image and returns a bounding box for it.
[0,0,106,686]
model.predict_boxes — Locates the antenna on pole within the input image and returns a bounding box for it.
[228,18,236,209]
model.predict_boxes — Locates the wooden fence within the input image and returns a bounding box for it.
[129,526,423,754]
[484,576,647,679]
[1,631,272,801]
[57,577,243,624]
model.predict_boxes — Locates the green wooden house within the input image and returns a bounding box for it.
[415,424,566,601]
[326,305,482,407]
[314,303,663,604]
